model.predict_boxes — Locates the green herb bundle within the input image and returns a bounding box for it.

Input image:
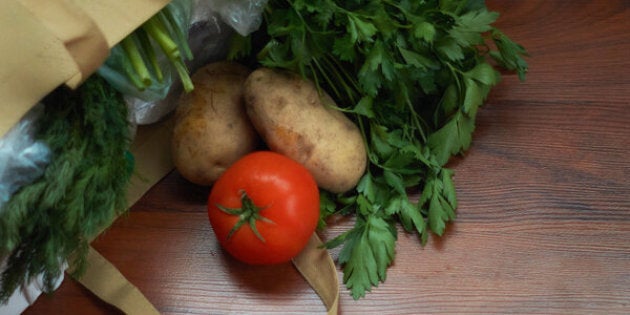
[122,0,193,92]
[100,0,194,99]
[230,0,528,298]
[0,76,133,302]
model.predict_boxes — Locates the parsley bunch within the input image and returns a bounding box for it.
[230,0,527,299]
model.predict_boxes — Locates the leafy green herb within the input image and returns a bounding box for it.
[230,0,527,299]
[0,76,133,303]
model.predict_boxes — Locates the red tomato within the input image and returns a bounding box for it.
[207,151,320,265]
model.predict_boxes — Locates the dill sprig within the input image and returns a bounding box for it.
[0,76,134,303]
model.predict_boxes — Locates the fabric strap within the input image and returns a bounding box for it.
[78,235,339,315]
[74,247,161,315]
[293,235,340,315]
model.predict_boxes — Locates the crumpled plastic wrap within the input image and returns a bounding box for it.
[209,0,268,36]
[0,104,51,214]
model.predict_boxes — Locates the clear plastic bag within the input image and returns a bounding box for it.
[97,0,194,102]
[0,104,51,213]
[209,0,268,36]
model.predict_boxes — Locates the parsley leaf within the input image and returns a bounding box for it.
[335,213,397,299]
[450,9,499,46]
[490,29,530,81]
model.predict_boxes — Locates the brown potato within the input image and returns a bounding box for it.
[244,67,367,193]
[172,61,258,185]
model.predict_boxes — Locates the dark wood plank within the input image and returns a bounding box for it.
[24,0,630,314]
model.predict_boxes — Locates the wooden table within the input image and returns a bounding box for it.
[25,1,630,314]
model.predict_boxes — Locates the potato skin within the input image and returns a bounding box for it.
[172,62,258,186]
[244,68,367,193]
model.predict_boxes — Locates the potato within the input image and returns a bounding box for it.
[243,67,367,193]
[172,61,258,186]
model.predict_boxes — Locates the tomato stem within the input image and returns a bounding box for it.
[216,191,273,242]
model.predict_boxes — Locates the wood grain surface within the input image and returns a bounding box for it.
[24,0,630,314]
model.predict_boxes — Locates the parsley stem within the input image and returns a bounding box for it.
[141,9,194,92]
[320,55,360,104]
[311,58,343,102]
[172,58,194,92]
[160,9,193,60]
[121,57,146,91]
[325,54,362,98]
[142,17,179,60]
[407,100,427,142]
[120,35,151,88]
[135,28,163,83]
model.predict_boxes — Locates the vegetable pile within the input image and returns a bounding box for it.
[0,0,528,305]
[227,0,528,299]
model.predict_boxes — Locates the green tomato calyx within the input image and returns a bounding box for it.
[216,190,274,242]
